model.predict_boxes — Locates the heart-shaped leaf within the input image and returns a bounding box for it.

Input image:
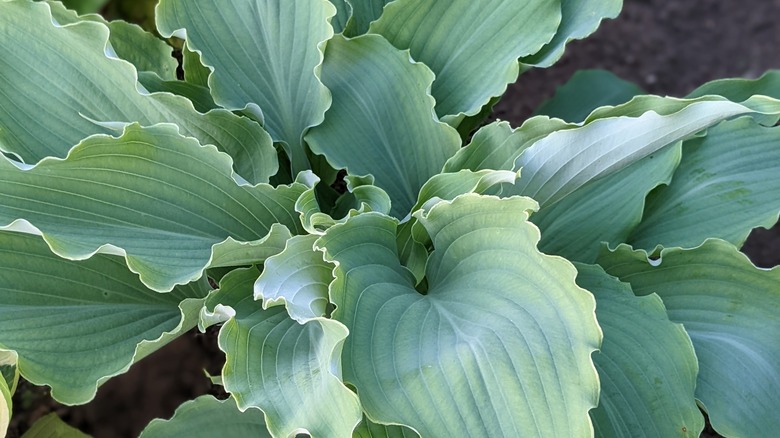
[317,194,601,436]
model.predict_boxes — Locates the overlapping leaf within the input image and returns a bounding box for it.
[342,0,390,36]
[46,1,177,80]
[0,123,304,292]
[0,1,277,184]
[369,0,561,120]
[397,169,519,282]
[575,263,703,437]
[598,240,780,438]
[0,231,209,405]
[306,34,461,218]
[515,96,780,207]
[140,395,270,438]
[521,0,622,68]
[629,118,780,251]
[443,119,573,174]
[328,0,351,34]
[531,142,681,263]
[137,72,217,113]
[317,194,601,437]
[254,234,333,322]
[206,268,361,438]
[156,0,335,174]
[181,42,211,88]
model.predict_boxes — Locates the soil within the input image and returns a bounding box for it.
[7,0,780,437]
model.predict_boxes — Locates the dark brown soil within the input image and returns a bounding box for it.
[8,0,780,437]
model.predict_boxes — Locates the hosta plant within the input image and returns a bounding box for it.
[2,0,780,436]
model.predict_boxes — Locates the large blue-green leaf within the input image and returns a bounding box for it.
[0,0,277,184]
[575,263,703,437]
[531,142,681,263]
[140,395,270,438]
[0,123,304,292]
[369,0,561,120]
[521,0,622,68]
[205,268,361,437]
[0,231,210,405]
[515,96,780,207]
[317,194,601,437]
[629,118,780,251]
[598,240,780,438]
[306,34,461,218]
[156,0,335,174]
[533,69,643,123]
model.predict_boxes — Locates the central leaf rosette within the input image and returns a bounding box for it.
[317,194,601,437]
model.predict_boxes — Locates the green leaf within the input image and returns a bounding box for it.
[140,395,271,438]
[209,224,294,269]
[598,240,780,438]
[60,0,107,14]
[0,351,14,438]
[0,376,8,438]
[46,1,178,81]
[521,0,622,68]
[0,1,277,184]
[396,169,519,283]
[294,174,392,236]
[629,118,780,251]
[210,268,361,437]
[342,0,389,37]
[533,70,643,123]
[254,234,333,322]
[317,194,601,437]
[182,42,211,88]
[328,0,351,34]
[156,0,335,174]
[574,263,703,437]
[352,416,419,438]
[21,413,90,438]
[137,72,217,113]
[0,123,304,292]
[306,34,461,218]
[515,96,780,207]
[369,0,561,120]
[0,231,210,405]
[443,118,573,173]
[687,70,780,101]
[531,142,681,263]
